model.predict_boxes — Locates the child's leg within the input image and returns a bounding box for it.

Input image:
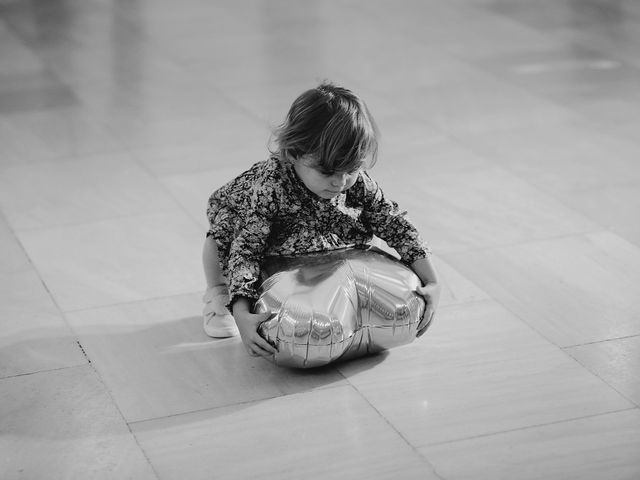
[202,236,238,338]
[203,235,226,288]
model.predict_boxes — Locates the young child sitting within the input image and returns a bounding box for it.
[202,82,440,358]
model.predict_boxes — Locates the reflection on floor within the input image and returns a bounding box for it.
[1,1,640,479]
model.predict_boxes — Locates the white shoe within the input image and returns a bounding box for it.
[202,287,239,338]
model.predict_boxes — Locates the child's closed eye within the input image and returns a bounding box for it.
[320,168,360,177]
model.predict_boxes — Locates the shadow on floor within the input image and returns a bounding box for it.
[1,315,392,439]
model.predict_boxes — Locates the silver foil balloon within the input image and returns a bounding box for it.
[254,247,430,368]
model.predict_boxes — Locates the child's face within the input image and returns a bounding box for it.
[294,156,360,199]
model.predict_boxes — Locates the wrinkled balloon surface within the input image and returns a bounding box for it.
[254,247,430,368]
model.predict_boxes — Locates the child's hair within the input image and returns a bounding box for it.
[272,82,379,174]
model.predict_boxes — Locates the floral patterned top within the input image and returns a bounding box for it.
[207,156,431,306]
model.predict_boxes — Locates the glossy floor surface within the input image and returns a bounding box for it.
[2,1,640,479]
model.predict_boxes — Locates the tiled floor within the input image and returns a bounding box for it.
[1,1,639,479]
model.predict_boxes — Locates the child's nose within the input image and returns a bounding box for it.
[331,173,348,186]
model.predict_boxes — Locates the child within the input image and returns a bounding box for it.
[202,82,440,358]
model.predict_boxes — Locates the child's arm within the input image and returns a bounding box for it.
[411,256,441,337]
[355,171,439,336]
[411,255,439,285]
[232,297,277,357]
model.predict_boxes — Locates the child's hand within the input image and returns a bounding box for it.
[415,282,441,337]
[232,298,277,358]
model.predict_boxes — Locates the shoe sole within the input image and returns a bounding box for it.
[204,326,239,338]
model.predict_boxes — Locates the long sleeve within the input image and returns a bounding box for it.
[226,181,277,306]
[358,172,431,264]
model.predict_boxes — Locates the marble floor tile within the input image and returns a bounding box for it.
[158,165,255,225]
[0,269,86,378]
[141,10,293,61]
[470,43,639,98]
[360,0,560,59]
[0,366,157,480]
[0,152,179,230]
[473,43,640,128]
[442,231,640,347]
[403,75,579,136]
[485,0,640,32]
[0,69,70,101]
[374,110,449,153]
[423,409,640,480]
[554,182,640,248]
[373,135,493,188]
[554,16,640,66]
[65,294,347,422]
[457,121,640,194]
[481,5,640,58]
[131,115,268,177]
[0,108,123,166]
[108,0,228,39]
[93,84,267,150]
[290,25,477,93]
[337,300,632,448]
[0,23,43,75]
[190,36,343,90]
[16,211,204,311]
[218,79,349,125]
[0,75,77,115]
[431,256,490,308]
[398,166,597,254]
[535,71,640,125]
[132,385,440,480]
[0,215,30,273]
[608,119,640,146]
[99,111,239,152]
[1,0,109,44]
[43,34,178,93]
[567,87,640,133]
[566,335,640,407]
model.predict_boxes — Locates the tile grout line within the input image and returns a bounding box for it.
[86,359,164,480]
[422,406,639,448]
[9,207,191,233]
[458,295,640,409]
[126,381,349,427]
[0,211,105,385]
[430,295,640,415]
[563,348,640,409]
[450,7,640,155]
[437,226,610,258]
[131,152,208,231]
[454,139,640,247]
[344,381,447,480]
[53,308,164,479]
[15,217,165,480]
[430,255,637,392]
[60,290,204,314]
[110,3,271,131]
[0,144,131,172]
[0,362,87,382]
[0,361,163,478]
[562,333,640,348]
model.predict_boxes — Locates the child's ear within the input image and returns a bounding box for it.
[288,151,305,163]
